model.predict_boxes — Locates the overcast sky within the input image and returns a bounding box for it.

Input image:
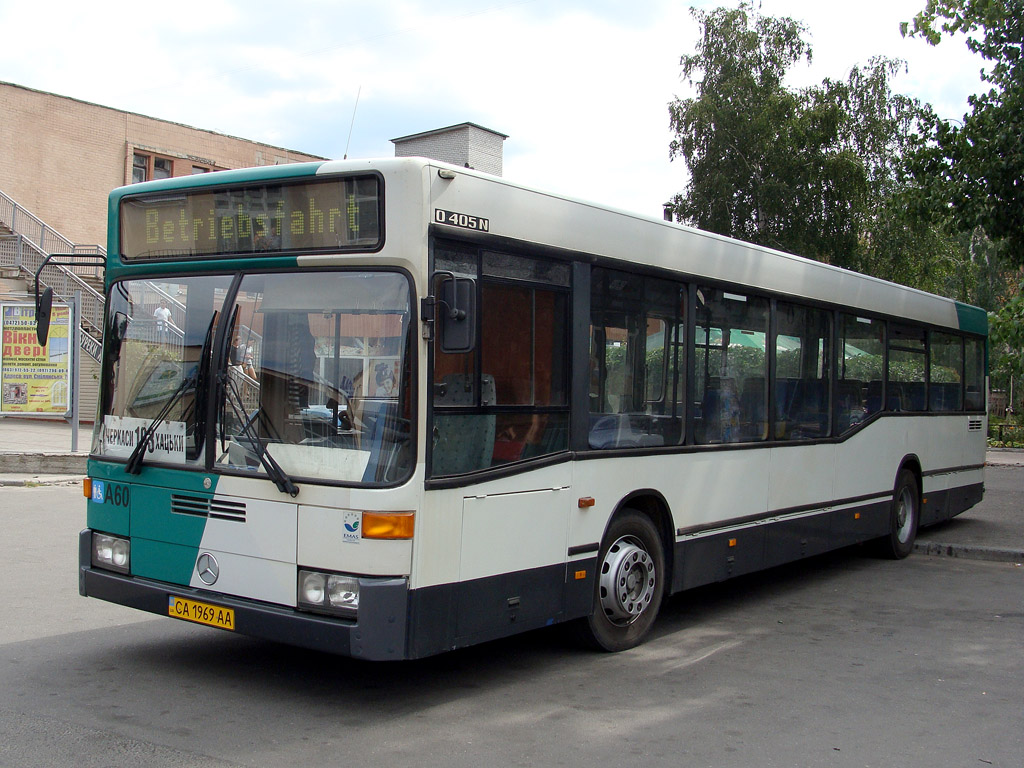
[1,0,985,218]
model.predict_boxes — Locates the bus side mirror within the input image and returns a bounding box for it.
[421,271,477,354]
[35,287,53,346]
[438,276,476,354]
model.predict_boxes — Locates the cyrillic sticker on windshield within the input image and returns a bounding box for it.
[102,415,187,463]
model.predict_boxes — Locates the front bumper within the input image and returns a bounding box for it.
[78,529,410,660]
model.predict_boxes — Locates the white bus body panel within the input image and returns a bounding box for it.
[415,463,572,589]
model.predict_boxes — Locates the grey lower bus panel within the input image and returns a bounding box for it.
[671,481,982,594]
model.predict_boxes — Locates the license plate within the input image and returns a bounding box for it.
[168,596,235,631]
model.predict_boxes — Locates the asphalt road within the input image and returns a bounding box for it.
[1,475,1021,768]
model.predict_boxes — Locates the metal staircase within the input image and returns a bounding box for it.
[0,189,106,361]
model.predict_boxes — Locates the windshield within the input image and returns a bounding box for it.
[96,276,232,468]
[95,271,414,486]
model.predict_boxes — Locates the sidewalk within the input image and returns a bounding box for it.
[914,452,1024,564]
[0,416,89,479]
[1,416,1021,564]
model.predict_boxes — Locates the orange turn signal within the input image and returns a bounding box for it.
[578,497,596,508]
[82,478,92,499]
[361,511,415,540]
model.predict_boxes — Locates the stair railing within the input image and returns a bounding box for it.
[0,189,105,359]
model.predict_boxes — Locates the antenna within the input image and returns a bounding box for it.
[343,86,362,160]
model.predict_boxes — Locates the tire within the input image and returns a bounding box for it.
[882,469,920,559]
[581,510,666,652]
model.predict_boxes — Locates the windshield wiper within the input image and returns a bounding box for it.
[220,372,299,497]
[125,313,216,474]
[124,371,196,474]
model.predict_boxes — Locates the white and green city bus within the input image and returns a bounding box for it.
[74,158,987,659]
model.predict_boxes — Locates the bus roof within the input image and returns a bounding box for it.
[109,156,987,335]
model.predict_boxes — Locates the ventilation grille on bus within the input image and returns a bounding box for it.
[170,494,246,522]
[968,418,984,432]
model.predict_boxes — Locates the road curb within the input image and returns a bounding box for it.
[914,540,1024,564]
[0,475,84,488]
[0,453,88,474]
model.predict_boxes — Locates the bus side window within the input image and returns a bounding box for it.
[430,245,570,476]
[694,287,768,444]
[589,269,684,449]
[929,332,964,411]
[964,336,985,411]
[774,302,831,441]
[839,314,885,431]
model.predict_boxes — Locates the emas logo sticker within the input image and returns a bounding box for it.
[342,511,361,544]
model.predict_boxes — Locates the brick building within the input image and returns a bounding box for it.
[0,81,326,421]
[0,81,325,248]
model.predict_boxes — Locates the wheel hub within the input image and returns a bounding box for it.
[896,487,914,543]
[599,536,657,626]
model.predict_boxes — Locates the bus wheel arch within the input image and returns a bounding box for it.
[583,493,671,652]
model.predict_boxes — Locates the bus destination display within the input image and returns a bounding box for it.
[120,176,381,259]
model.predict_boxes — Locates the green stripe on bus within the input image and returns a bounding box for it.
[87,461,218,586]
[108,161,325,203]
[955,302,988,335]
[131,537,205,586]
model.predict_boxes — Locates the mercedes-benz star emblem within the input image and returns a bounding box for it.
[196,552,220,585]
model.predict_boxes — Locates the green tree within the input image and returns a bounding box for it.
[824,58,957,289]
[989,281,1024,418]
[903,0,1024,266]
[668,3,861,262]
[668,4,940,284]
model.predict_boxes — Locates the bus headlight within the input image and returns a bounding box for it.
[92,533,130,574]
[297,569,359,617]
[300,572,326,605]
[327,575,359,611]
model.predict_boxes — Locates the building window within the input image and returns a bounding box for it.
[131,152,177,183]
[191,166,211,174]
[153,157,173,179]
[132,153,148,184]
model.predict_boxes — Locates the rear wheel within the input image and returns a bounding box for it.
[882,469,919,559]
[582,510,665,652]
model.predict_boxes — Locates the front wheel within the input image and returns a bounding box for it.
[882,469,920,559]
[582,510,665,652]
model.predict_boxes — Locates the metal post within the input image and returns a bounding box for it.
[69,292,81,452]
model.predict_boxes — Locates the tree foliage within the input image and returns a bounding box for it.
[989,280,1024,415]
[668,3,941,289]
[903,0,1024,266]
[668,3,859,262]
